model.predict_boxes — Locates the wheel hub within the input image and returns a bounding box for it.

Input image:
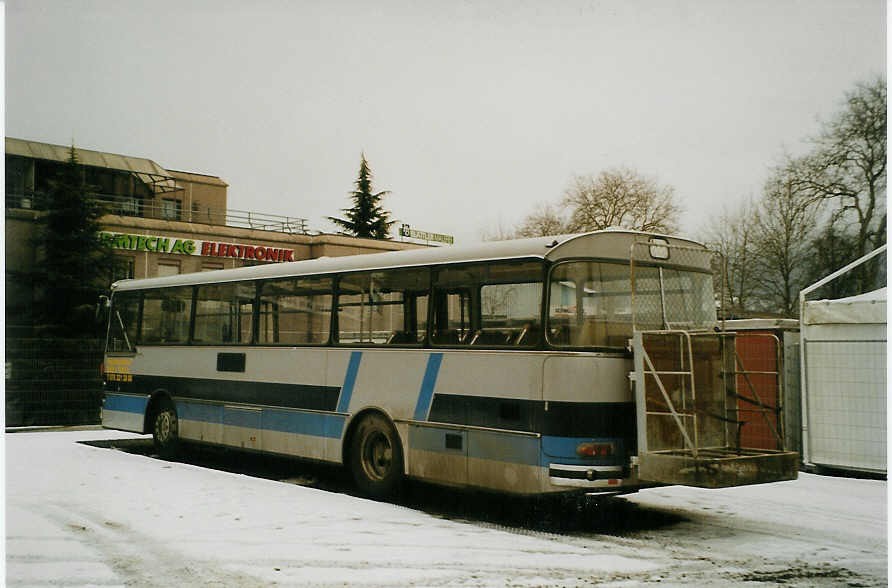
[362,431,392,481]
[156,412,174,443]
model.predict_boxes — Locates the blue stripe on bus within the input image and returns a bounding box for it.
[413,353,444,421]
[179,401,222,424]
[178,400,346,439]
[104,394,149,415]
[223,406,262,429]
[336,351,363,413]
[262,407,345,438]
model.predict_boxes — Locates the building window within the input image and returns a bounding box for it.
[119,197,140,216]
[111,257,135,282]
[201,263,225,272]
[6,156,35,207]
[161,198,182,220]
[157,262,180,277]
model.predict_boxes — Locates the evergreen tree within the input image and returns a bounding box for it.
[328,153,395,239]
[34,145,114,335]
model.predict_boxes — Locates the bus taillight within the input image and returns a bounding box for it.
[576,442,615,458]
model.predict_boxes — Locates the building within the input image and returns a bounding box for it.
[5,137,421,334]
[5,138,422,425]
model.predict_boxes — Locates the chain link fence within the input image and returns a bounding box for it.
[629,240,720,331]
[6,338,104,427]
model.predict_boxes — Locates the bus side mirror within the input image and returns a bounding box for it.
[96,295,110,322]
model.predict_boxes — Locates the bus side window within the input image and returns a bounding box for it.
[548,261,636,348]
[413,293,429,343]
[194,282,256,344]
[141,286,193,344]
[337,269,427,345]
[257,300,278,343]
[479,282,542,347]
[258,277,332,345]
[432,289,472,345]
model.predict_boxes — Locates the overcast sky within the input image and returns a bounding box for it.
[6,0,886,244]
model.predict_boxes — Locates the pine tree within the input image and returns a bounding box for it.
[34,145,115,334]
[328,153,395,239]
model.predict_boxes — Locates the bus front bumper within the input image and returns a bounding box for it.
[547,463,636,490]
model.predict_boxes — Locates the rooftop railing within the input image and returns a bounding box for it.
[6,191,311,235]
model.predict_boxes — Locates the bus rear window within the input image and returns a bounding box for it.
[547,261,716,348]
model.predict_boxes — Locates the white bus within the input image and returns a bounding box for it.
[101,229,797,498]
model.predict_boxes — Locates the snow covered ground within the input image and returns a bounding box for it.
[6,428,887,587]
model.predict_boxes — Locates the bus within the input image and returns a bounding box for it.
[101,229,797,498]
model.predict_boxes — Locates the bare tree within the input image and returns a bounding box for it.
[479,219,517,242]
[563,167,682,233]
[752,169,820,315]
[515,202,569,237]
[701,199,759,316]
[793,77,886,263]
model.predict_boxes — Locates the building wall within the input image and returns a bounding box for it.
[167,170,228,224]
[6,210,423,331]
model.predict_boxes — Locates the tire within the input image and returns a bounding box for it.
[152,398,180,459]
[349,413,404,499]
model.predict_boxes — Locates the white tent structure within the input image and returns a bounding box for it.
[799,246,887,474]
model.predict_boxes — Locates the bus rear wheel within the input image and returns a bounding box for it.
[349,414,404,499]
[152,399,180,459]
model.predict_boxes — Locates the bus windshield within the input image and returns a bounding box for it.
[107,291,140,353]
[547,261,715,348]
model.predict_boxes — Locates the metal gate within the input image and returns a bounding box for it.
[632,330,798,487]
[628,239,798,488]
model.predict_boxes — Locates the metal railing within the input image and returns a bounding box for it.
[6,191,310,235]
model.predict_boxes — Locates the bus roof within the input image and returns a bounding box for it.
[111,229,706,292]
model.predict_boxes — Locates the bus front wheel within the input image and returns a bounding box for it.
[349,414,404,499]
[152,399,180,459]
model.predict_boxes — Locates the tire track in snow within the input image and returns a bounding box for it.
[39,503,262,587]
